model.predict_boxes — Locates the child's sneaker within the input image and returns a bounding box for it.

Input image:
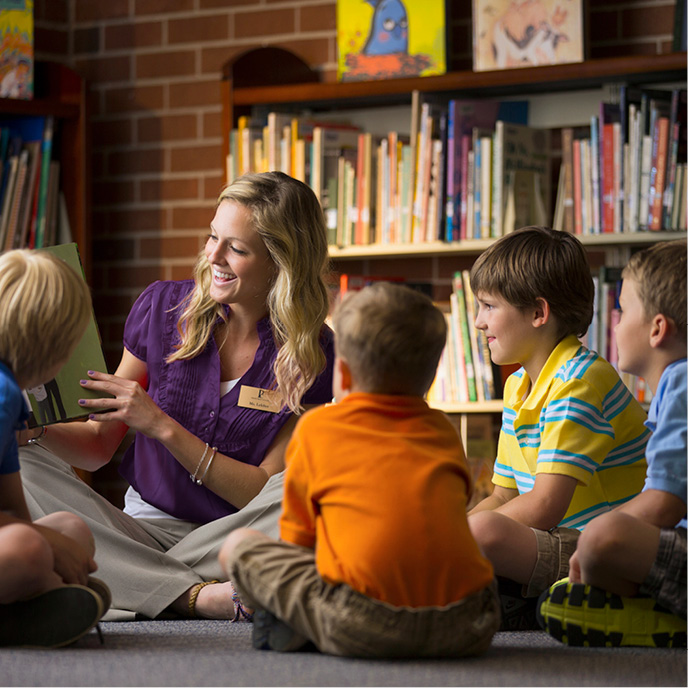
[537,578,687,648]
[497,576,539,631]
[0,585,103,648]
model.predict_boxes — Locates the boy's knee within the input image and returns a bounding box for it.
[0,524,52,578]
[219,528,267,572]
[39,511,94,555]
[577,512,631,566]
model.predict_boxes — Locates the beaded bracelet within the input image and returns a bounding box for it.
[27,425,48,446]
[195,447,217,486]
[190,442,210,483]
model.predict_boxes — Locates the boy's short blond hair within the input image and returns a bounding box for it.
[332,282,447,397]
[622,239,687,343]
[469,226,594,340]
[0,249,92,384]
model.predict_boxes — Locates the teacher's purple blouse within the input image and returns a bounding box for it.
[120,280,335,523]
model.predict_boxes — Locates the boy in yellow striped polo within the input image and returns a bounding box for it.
[467,226,649,630]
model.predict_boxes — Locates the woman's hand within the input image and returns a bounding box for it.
[78,370,168,441]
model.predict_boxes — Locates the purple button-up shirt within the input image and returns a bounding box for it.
[119,280,335,523]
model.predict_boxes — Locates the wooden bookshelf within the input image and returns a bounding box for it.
[0,61,90,279]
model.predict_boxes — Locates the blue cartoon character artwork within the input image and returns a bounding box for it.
[337,0,446,82]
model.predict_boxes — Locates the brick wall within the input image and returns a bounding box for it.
[32,0,680,503]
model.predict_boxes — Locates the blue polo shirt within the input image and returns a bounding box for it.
[0,360,28,475]
[644,358,687,529]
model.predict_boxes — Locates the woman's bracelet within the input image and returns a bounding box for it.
[190,442,210,483]
[196,447,217,486]
[27,425,48,446]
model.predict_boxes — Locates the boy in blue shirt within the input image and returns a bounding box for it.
[0,249,108,647]
[538,239,687,647]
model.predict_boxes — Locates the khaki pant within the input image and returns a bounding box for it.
[525,526,581,597]
[225,534,501,658]
[19,444,284,620]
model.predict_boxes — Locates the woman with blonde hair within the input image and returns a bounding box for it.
[19,172,335,620]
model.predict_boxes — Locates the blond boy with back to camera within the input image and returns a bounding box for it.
[219,281,500,658]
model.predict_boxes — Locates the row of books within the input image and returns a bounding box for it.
[227,85,686,248]
[0,115,61,252]
[428,270,503,405]
[553,87,687,235]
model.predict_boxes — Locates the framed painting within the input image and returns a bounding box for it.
[337,0,446,82]
[473,0,585,72]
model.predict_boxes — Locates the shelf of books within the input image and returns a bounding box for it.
[0,62,89,275]
[223,47,686,412]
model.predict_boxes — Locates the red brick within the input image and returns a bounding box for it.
[204,174,225,199]
[169,79,221,108]
[299,4,336,32]
[74,27,101,54]
[170,144,223,173]
[105,21,164,51]
[93,119,134,147]
[35,0,69,22]
[279,37,331,68]
[200,0,251,7]
[172,205,216,230]
[106,208,166,233]
[201,44,253,74]
[170,263,196,281]
[138,114,198,143]
[621,5,674,38]
[73,55,131,84]
[140,177,200,203]
[235,7,295,38]
[93,180,137,205]
[169,14,230,44]
[108,148,165,176]
[106,264,166,290]
[104,85,165,114]
[75,0,129,21]
[35,27,69,56]
[140,234,204,259]
[136,50,197,80]
[135,0,195,14]
[203,111,222,139]
[92,239,137,263]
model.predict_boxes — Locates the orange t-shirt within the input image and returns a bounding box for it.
[279,392,494,607]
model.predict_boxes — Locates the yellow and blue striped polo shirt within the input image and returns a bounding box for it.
[493,335,649,530]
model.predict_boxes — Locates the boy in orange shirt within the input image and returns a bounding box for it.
[219,282,499,657]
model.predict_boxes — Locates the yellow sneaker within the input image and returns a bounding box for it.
[537,578,686,648]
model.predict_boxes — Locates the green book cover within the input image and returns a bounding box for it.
[24,242,112,427]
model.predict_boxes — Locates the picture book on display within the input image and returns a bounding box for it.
[336,0,446,82]
[24,243,112,428]
[472,0,584,72]
[0,0,33,100]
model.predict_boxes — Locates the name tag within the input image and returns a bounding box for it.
[237,385,281,413]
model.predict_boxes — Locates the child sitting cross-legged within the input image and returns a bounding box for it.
[538,239,687,648]
[466,226,650,630]
[219,282,499,658]
[0,249,110,648]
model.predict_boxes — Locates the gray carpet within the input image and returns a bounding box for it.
[1,620,685,687]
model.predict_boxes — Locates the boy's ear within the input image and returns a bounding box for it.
[337,357,353,392]
[532,297,551,328]
[649,313,671,349]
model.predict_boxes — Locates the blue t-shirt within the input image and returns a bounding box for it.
[0,361,28,476]
[643,358,687,529]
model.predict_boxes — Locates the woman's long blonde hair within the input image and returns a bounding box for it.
[167,172,331,413]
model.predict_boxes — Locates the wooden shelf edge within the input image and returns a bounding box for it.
[233,52,687,108]
[328,232,687,260]
[430,400,504,413]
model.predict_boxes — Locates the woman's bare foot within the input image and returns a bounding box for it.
[173,581,254,620]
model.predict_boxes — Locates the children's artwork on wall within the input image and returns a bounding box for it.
[0,0,33,100]
[337,0,446,82]
[472,0,584,72]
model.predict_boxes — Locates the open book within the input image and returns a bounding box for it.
[24,243,112,427]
